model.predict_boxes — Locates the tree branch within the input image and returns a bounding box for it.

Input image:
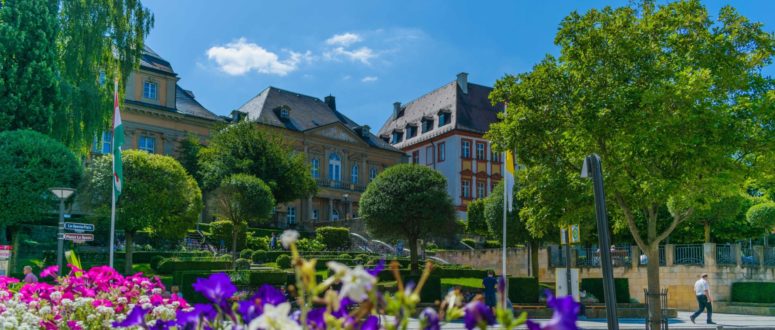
[655,207,694,244]
[615,192,648,252]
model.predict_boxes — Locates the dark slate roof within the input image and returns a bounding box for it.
[140,46,176,76]
[175,85,221,121]
[377,77,503,149]
[237,87,402,153]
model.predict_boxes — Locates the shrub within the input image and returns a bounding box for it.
[132,251,210,263]
[316,227,351,250]
[276,254,292,269]
[508,277,540,303]
[297,238,325,251]
[432,266,487,278]
[461,238,476,247]
[248,270,291,286]
[240,249,254,259]
[209,220,247,251]
[247,235,270,251]
[234,258,251,270]
[580,278,630,304]
[337,253,351,259]
[484,240,500,249]
[157,260,232,275]
[252,251,288,263]
[731,282,775,303]
[150,256,165,271]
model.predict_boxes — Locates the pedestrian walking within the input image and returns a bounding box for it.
[690,273,715,325]
[482,270,497,309]
[270,233,277,250]
[22,266,38,284]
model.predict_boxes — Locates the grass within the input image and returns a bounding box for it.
[441,277,483,289]
[132,263,153,275]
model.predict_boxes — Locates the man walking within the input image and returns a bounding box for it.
[690,273,715,324]
[22,266,38,284]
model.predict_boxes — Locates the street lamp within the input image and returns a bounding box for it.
[343,194,350,220]
[49,187,75,276]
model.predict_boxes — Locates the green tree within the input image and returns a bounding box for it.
[80,150,202,274]
[465,199,488,236]
[213,174,274,259]
[0,0,60,134]
[178,133,204,184]
[0,130,81,244]
[359,164,457,273]
[747,202,775,237]
[487,1,774,326]
[199,121,317,203]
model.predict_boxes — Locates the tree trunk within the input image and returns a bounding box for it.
[704,221,711,243]
[409,236,419,275]
[530,239,540,278]
[124,231,134,275]
[0,224,7,245]
[646,244,662,330]
[232,222,239,265]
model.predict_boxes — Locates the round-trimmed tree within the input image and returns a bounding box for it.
[80,150,202,274]
[359,164,456,273]
[213,173,274,258]
[747,202,775,236]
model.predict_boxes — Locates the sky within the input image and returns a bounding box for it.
[143,1,775,130]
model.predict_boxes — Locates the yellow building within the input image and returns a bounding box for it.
[234,87,407,230]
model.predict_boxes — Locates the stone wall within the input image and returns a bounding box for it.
[434,243,775,311]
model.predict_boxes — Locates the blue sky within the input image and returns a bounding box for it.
[143,1,775,130]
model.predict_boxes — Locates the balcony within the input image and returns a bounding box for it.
[316,179,367,192]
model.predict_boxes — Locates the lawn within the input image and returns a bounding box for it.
[441,277,483,289]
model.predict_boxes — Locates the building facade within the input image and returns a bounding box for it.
[234,87,406,230]
[377,73,504,219]
[93,47,222,156]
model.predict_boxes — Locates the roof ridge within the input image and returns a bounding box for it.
[400,80,457,107]
[267,86,325,103]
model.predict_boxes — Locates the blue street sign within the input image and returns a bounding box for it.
[64,222,94,232]
[64,214,71,219]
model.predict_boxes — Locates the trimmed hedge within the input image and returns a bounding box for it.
[150,256,165,271]
[404,276,442,303]
[240,249,254,259]
[508,277,540,303]
[157,260,232,275]
[432,267,488,279]
[132,251,210,263]
[276,254,292,269]
[235,258,251,270]
[731,282,775,304]
[580,278,630,303]
[316,227,351,250]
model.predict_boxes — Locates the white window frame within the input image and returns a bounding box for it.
[438,142,446,162]
[477,181,486,198]
[312,209,319,220]
[328,153,341,181]
[311,158,320,178]
[351,164,359,184]
[369,167,377,181]
[462,141,471,159]
[462,180,471,199]
[425,146,434,165]
[143,81,158,100]
[139,136,155,153]
[476,143,485,160]
[101,131,112,154]
[286,207,296,225]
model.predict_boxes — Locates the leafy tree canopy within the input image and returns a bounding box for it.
[747,202,775,233]
[484,181,532,246]
[213,174,274,255]
[359,164,457,272]
[199,121,317,203]
[465,199,488,236]
[0,130,81,242]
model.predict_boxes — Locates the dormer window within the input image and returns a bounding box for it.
[438,110,451,126]
[421,116,434,133]
[391,130,403,144]
[280,108,289,118]
[380,135,390,144]
[275,105,291,120]
[143,81,158,100]
[406,124,418,139]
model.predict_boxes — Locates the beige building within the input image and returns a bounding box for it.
[233,87,407,230]
[93,47,222,156]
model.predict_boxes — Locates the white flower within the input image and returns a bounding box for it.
[326,261,376,302]
[152,288,162,294]
[248,302,301,330]
[49,291,61,301]
[117,297,128,304]
[280,230,299,248]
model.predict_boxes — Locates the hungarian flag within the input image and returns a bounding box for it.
[112,79,124,198]
[504,150,516,212]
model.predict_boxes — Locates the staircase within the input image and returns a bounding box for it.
[183,230,218,253]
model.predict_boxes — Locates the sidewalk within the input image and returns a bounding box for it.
[405,311,775,329]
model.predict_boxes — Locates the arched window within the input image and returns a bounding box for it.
[328,153,341,181]
[311,158,320,178]
[351,164,359,184]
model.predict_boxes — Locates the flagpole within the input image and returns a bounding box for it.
[109,78,118,269]
[502,151,507,283]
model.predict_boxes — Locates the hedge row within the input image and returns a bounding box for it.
[508,277,540,303]
[250,251,380,263]
[132,251,211,263]
[157,260,232,275]
[432,267,488,279]
[731,282,775,304]
[580,278,630,303]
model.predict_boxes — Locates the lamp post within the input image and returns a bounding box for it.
[343,193,350,220]
[49,187,75,276]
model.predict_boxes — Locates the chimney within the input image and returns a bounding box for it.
[393,102,402,119]
[457,72,468,94]
[324,95,336,111]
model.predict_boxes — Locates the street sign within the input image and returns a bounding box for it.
[64,222,94,232]
[64,214,71,219]
[63,233,94,242]
[570,224,580,244]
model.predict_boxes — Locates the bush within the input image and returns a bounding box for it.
[433,266,487,278]
[337,253,351,259]
[235,258,251,270]
[580,278,630,304]
[731,282,775,303]
[316,227,351,250]
[484,240,500,249]
[461,238,476,247]
[132,251,210,263]
[252,251,288,263]
[508,277,540,303]
[209,220,247,251]
[248,270,292,286]
[276,254,292,269]
[157,260,232,275]
[404,276,442,302]
[240,249,254,259]
[297,238,325,251]
[150,256,165,271]
[247,235,270,251]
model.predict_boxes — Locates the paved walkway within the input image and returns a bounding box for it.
[403,311,775,329]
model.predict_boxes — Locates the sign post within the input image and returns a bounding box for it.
[63,233,94,242]
[64,222,95,232]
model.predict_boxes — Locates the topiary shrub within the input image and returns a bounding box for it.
[209,220,247,251]
[580,278,630,304]
[247,235,270,251]
[731,282,775,303]
[337,253,351,259]
[240,249,254,259]
[461,238,476,247]
[150,255,165,271]
[234,258,251,270]
[316,227,351,250]
[296,238,325,251]
[508,277,540,303]
[276,254,292,269]
[484,240,500,249]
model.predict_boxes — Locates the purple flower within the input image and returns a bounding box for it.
[112,305,147,328]
[176,304,217,328]
[367,259,385,276]
[360,315,380,330]
[463,300,495,330]
[238,285,287,322]
[150,319,175,330]
[192,273,236,307]
[420,307,440,330]
[306,307,327,330]
[526,290,580,330]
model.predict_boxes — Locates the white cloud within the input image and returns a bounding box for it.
[325,32,362,46]
[361,76,378,83]
[325,46,376,65]
[206,38,309,76]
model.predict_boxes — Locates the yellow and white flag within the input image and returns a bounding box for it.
[504,150,516,212]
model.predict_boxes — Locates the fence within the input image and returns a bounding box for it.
[716,244,736,266]
[765,247,775,267]
[741,246,759,268]
[673,244,704,266]
[548,245,568,268]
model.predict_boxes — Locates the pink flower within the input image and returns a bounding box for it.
[40,265,59,278]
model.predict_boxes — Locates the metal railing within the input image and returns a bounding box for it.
[548,245,568,268]
[673,244,704,265]
[716,244,736,266]
[764,247,775,267]
[574,245,632,268]
[741,246,759,268]
[315,179,367,192]
[637,245,666,267]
